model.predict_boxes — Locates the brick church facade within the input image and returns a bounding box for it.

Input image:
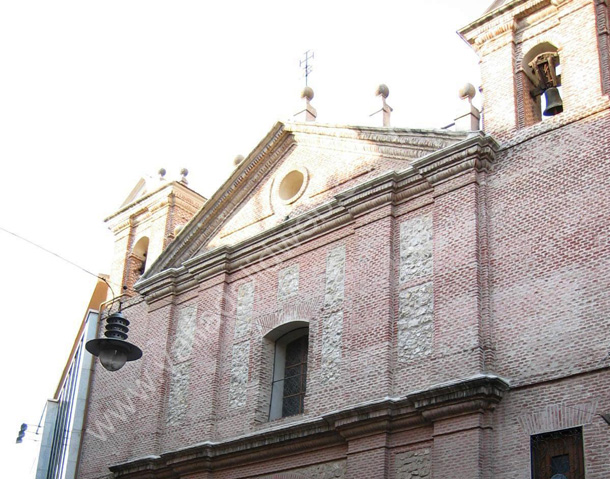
[75,1,610,478]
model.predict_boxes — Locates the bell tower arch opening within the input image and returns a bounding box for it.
[132,236,149,275]
[104,172,206,297]
[520,42,563,125]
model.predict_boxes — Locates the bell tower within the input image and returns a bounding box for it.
[105,169,206,295]
[459,0,610,139]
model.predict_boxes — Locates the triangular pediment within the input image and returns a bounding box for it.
[146,121,467,277]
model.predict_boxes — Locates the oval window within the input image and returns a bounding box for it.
[278,170,305,202]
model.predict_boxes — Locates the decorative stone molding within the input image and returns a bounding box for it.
[146,123,469,278]
[105,181,206,234]
[459,0,554,50]
[395,449,431,479]
[413,135,497,187]
[137,134,499,304]
[148,124,295,276]
[110,374,509,478]
[291,122,465,160]
[409,375,510,421]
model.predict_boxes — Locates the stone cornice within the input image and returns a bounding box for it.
[413,132,498,186]
[146,122,294,277]
[105,182,206,234]
[408,374,510,421]
[458,0,554,50]
[136,134,499,304]
[288,122,467,161]
[109,374,509,478]
[106,181,205,223]
[286,122,466,149]
[145,122,469,279]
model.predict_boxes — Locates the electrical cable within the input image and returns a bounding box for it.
[0,225,120,297]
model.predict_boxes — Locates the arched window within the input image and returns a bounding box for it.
[267,324,309,421]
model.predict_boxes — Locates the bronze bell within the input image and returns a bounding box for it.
[543,87,563,116]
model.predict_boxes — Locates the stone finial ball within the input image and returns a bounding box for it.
[233,155,245,166]
[180,168,189,177]
[174,224,185,236]
[376,84,390,99]
[301,86,314,101]
[459,83,476,100]
[158,168,167,178]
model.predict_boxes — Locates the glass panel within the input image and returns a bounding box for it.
[278,332,308,418]
[285,344,301,366]
[551,454,570,476]
[282,395,300,417]
[284,366,300,379]
[285,336,306,366]
[283,375,301,396]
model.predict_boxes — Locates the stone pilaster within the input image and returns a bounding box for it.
[398,214,434,363]
[399,215,433,283]
[229,281,255,408]
[321,245,346,383]
[277,264,299,302]
[395,448,431,479]
[398,283,434,362]
[166,305,197,426]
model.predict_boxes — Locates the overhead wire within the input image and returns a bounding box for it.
[0,225,121,297]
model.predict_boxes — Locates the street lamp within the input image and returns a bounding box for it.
[86,310,142,371]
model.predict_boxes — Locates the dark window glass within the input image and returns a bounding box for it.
[531,427,584,479]
[551,455,570,476]
[282,335,308,417]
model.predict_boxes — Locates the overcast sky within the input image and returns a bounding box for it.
[0,1,488,476]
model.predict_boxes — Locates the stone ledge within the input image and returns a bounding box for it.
[109,374,509,478]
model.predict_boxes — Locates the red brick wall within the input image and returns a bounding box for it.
[77,2,610,478]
